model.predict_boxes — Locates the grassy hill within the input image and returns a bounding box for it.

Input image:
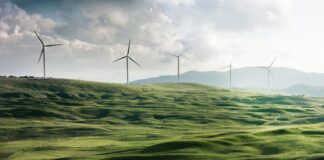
[0,78,324,160]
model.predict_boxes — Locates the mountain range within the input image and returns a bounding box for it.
[132,67,324,96]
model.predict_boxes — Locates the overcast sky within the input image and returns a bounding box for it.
[1,0,324,83]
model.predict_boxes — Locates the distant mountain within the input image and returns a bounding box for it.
[132,67,324,90]
[280,84,324,97]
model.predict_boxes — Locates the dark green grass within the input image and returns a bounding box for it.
[0,78,324,160]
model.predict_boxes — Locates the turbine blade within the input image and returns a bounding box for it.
[127,39,131,55]
[34,31,44,46]
[38,48,44,63]
[166,52,178,57]
[129,56,141,67]
[45,44,63,47]
[256,66,267,69]
[113,56,126,62]
[269,58,277,67]
[179,47,189,57]
[219,65,230,70]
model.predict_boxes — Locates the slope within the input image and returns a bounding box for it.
[0,78,323,160]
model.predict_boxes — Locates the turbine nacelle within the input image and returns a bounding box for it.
[113,55,141,67]
[166,47,189,58]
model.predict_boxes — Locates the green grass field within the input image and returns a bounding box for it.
[0,78,323,160]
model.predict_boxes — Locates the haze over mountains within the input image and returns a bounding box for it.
[132,67,324,96]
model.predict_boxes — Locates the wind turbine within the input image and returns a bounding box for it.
[257,58,276,89]
[220,56,234,88]
[167,48,188,83]
[34,31,63,79]
[113,39,141,84]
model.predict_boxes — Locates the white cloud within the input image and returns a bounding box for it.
[3,0,312,83]
[0,0,57,37]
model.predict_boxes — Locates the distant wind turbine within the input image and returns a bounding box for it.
[113,39,141,84]
[257,58,277,89]
[34,31,63,78]
[167,48,188,83]
[220,56,234,88]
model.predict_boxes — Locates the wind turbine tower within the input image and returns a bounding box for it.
[257,58,277,89]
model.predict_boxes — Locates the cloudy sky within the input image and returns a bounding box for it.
[1,0,324,83]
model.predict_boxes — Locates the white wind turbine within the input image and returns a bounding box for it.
[34,31,63,78]
[257,58,277,89]
[167,48,189,83]
[220,56,234,88]
[113,39,141,84]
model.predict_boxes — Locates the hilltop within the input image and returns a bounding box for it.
[0,78,324,160]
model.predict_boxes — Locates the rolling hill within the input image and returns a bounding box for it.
[132,67,324,90]
[0,78,324,160]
